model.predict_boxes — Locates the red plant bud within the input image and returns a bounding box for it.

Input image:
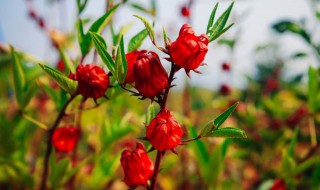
[146,110,184,151]
[37,17,45,29]
[170,24,209,74]
[134,51,168,97]
[222,62,231,71]
[56,59,65,72]
[28,9,37,19]
[271,179,286,190]
[120,142,154,188]
[70,64,110,99]
[125,50,147,84]
[286,106,308,127]
[220,84,231,96]
[181,6,190,17]
[52,126,80,153]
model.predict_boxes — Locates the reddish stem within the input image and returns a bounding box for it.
[149,151,163,190]
[161,62,176,110]
[39,95,76,190]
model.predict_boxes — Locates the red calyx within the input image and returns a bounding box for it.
[52,126,80,153]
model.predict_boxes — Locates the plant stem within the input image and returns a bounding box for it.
[149,151,163,190]
[39,95,76,190]
[161,62,176,110]
[182,135,201,143]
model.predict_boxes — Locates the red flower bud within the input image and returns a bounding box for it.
[271,179,286,190]
[181,6,190,17]
[120,142,154,188]
[125,50,147,84]
[220,84,231,96]
[222,62,231,71]
[52,126,80,153]
[56,59,65,72]
[28,9,37,19]
[134,51,168,97]
[170,24,209,73]
[37,17,45,29]
[264,77,279,94]
[146,110,184,151]
[71,64,110,99]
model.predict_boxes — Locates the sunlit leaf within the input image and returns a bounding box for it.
[145,103,155,125]
[10,45,26,109]
[133,15,155,43]
[89,32,115,74]
[114,36,127,83]
[308,66,318,113]
[204,127,246,138]
[128,29,148,52]
[39,64,78,95]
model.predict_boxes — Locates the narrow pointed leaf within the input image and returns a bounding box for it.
[58,47,75,73]
[114,36,127,83]
[39,64,78,95]
[10,45,26,109]
[214,102,238,129]
[21,82,37,109]
[308,66,318,113]
[206,3,219,34]
[208,2,234,41]
[128,29,148,52]
[77,19,90,56]
[88,4,120,34]
[89,32,115,74]
[199,120,215,137]
[133,15,155,43]
[210,23,234,42]
[204,127,246,138]
[145,103,155,125]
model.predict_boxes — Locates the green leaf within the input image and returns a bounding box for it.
[199,120,215,137]
[214,102,238,129]
[39,64,78,95]
[128,29,148,52]
[308,66,318,113]
[133,15,155,43]
[145,103,155,125]
[49,156,70,189]
[206,3,219,34]
[288,128,299,158]
[10,45,26,110]
[130,3,154,16]
[89,32,115,74]
[162,26,170,47]
[204,127,246,138]
[21,82,37,109]
[77,19,90,56]
[58,47,76,73]
[88,4,120,34]
[208,2,234,42]
[113,22,134,46]
[114,36,127,83]
[78,4,120,56]
[76,0,88,14]
[272,20,311,43]
[217,38,235,49]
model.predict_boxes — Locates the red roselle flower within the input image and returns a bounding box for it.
[70,64,110,99]
[286,106,308,127]
[181,6,190,17]
[222,62,231,71]
[220,84,231,96]
[134,51,168,98]
[270,179,286,190]
[120,142,154,188]
[52,126,80,153]
[169,24,209,76]
[146,110,184,151]
[125,50,147,84]
[264,77,279,94]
